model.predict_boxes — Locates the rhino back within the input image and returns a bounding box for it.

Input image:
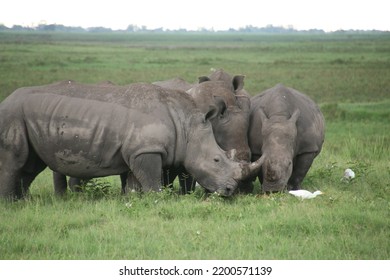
[10,82,193,177]
[153,77,194,92]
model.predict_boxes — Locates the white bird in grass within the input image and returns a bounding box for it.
[343,168,355,179]
[288,190,323,200]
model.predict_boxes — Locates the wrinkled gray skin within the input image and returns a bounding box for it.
[154,69,252,193]
[51,81,127,193]
[249,84,325,192]
[0,81,263,200]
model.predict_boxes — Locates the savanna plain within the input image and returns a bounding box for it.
[0,32,389,259]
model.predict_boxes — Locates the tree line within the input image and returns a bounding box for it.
[0,23,387,34]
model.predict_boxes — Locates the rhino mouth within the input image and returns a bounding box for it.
[215,183,237,197]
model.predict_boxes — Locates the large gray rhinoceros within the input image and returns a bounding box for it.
[203,69,254,193]
[154,70,252,193]
[248,84,325,192]
[0,81,264,200]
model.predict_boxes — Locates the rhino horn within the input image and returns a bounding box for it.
[234,154,265,181]
[290,109,300,123]
[226,149,237,161]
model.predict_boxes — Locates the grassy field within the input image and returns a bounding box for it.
[0,32,389,259]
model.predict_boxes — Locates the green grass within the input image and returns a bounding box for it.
[0,32,389,259]
[1,172,388,259]
[1,32,389,102]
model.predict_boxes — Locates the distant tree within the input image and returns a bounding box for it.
[151,27,164,32]
[11,25,26,31]
[87,26,112,33]
[36,24,57,31]
[0,24,9,31]
[126,24,138,32]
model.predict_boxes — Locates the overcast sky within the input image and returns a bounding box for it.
[1,0,388,31]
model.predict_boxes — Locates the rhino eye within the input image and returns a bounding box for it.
[213,156,221,163]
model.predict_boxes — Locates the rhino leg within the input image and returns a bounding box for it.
[0,154,45,200]
[288,152,317,190]
[53,172,68,195]
[131,154,163,192]
[21,169,45,196]
[0,169,23,200]
[18,152,46,198]
[120,172,129,193]
[68,177,84,192]
[123,171,142,193]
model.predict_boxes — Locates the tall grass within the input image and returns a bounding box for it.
[0,32,389,260]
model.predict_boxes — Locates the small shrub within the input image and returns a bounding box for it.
[78,179,112,199]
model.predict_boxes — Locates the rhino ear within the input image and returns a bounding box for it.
[289,109,300,123]
[198,76,211,84]
[213,96,227,118]
[204,104,219,122]
[232,75,245,92]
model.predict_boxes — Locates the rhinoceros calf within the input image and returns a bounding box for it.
[0,81,263,200]
[249,84,325,192]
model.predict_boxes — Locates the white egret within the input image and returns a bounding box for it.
[288,190,323,200]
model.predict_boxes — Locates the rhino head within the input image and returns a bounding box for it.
[259,109,300,192]
[187,75,251,163]
[183,108,263,196]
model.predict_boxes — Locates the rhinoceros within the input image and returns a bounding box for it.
[0,81,264,200]
[153,70,252,193]
[202,69,254,193]
[248,84,325,192]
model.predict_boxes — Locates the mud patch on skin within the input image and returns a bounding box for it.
[56,149,78,165]
[54,150,98,175]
